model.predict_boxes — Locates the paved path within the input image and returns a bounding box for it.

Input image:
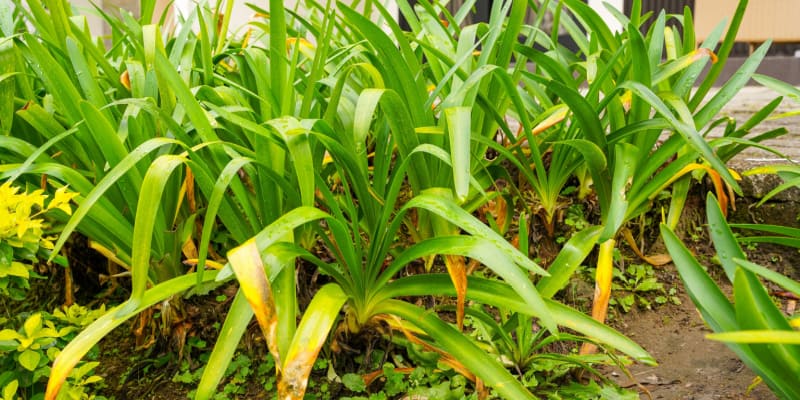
[714,86,800,169]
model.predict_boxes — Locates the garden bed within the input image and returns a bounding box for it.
[8,181,794,400]
[3,0,800,399]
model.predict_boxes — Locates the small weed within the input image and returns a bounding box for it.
[689,224,705,243]
[182,352,277,399]
[339,362,475,400]
[655,288,682,307]
[608,264,681,313]
[557,204,591,244]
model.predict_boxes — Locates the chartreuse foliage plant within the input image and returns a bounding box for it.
[662,195,800,400]
[2,0,213,294]
[0,305,106,400]
[0,181,75,300]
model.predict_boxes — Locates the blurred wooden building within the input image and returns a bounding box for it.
[68,0,800,56]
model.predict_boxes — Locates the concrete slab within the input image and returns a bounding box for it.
[707,84,800,204]
[710,85,800,169]
[703,56,800,86]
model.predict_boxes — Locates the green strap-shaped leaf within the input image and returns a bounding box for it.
[195,291,254,400]
[52,138,182,261]
[66,18,125,94]
[547,80,611,207]
[694,41,770,128]
[733,258,800,296]
[601,143,636,241]
[733,267,800,368]
[153,50,218,142]
[537,226,603,298]
[79,100,143,209]
[269,0,288,114]
[553,139,608,182]
[666,175,692,230]
[20,33,82,123]
[373,299,536,400]
[620,81,741,195]
[705,195,745,282]
[338,3,428,126]
[444,106,471,202]
[403,193,547,276]
[43,0,70,47]
[374,234,543,315]
[66,38,107,110]
[690,0,749,108]
[0,134,45,162]
[661,222,737,332]
[194,157,255,285]
[0,40,14,136]
[0,0,14,36]
[271,117,316,208]
[708,331,800,345]
[352,88,428,193]
[674,20,725,98]
[127,155,186,305]
[379,274,655,365]
[397,194,555,334]
[661,221,799,398]
[562,0,618,54]
[754,73,800,101]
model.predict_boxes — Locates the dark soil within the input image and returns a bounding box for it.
[10,192,797,400]
[603,282,780,400]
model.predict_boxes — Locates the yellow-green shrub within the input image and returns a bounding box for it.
[0,181,76,300]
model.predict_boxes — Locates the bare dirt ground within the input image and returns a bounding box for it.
[599,85,800,400]
[600,213,796,400]
[714,86,800,167]
[605,288,779,400]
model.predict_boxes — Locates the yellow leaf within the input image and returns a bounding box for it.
[0,181,19,199]
[16,218,30,240]
[444,255,467,331]
[286,37,315,59]
[228,240,282,368]
[40,237,55,250]
[183,259,226,270]
[531,107,569,136]
[48,186,78,216]
[88,241,131,270]
[620,90,633,111]
[280,284,346,399]
[621,228,671,266]
[181,238,198,260]
[1,262,30,278]
[28,189,47,209]
[17,218,43,242]
[582,238,616,355]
